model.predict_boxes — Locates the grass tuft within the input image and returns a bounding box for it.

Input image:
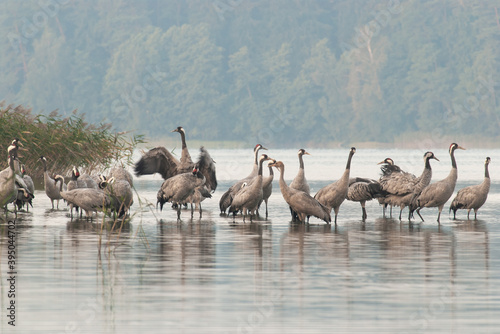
[0,102,145,180]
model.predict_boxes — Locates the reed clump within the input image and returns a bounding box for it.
[0,102,144,180]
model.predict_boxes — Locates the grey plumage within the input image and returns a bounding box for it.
[270,160,330,224]
[0,152,18,209]
[259,161,274,218]
[172,126,194,168]
[290,149,311,194]
[40,156,65,209]
[104,177,134,217]
[219,144,267,213]
[21,164,35,195]
[411,143,465,223]
[80,173,98,189]
[346,177,383,221]
[379,152,439,220]
[228,154,271,221]
[450,157,491,220]
[157,167,206,220]
[107,166,134,186]
[376,158,401,217]
[67,167,86,218]
[61,187,112,219]
[135,144,217,192]
[185,185,212,218]
[289,149,311,221]
[314,147,356,225]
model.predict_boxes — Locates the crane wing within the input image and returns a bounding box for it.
[134,147,180,180]
[197,146,217,192]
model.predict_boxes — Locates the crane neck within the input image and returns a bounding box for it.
[345,151,354,170]
[258,158,264,176]
[277,165,289,192]
[254,148,260,167]
[268,166,274,177]
[450,148,457,169]
[485,162,490,179]
[8,156,15,173]
[179,131,187,150]
[298,154,305,170]
[424,157,432,169]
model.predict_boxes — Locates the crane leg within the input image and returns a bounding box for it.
[361,201,367,221]
[467,210,470,220]
[416,208,424,222]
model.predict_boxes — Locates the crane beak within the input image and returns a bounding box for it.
[433,156,440,161]
[171,129,178,133]
[304,151,311,156]
[261,146,268,150]
[457,145,466,150]
[377,160,385,165]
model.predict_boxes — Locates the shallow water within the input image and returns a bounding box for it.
[1,148,499,333]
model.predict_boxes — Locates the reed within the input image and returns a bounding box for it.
[0,103,144,180]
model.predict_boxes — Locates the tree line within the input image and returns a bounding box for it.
[2,0,499,147]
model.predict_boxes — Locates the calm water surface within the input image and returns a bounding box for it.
[1,148,499,333]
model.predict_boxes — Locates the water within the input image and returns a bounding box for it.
[1,148,499,333]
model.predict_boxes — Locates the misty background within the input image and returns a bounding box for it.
[2,0,500,147]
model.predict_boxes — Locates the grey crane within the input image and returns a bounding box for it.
[185,185,212,218]
[157,166,207,220]
[0,142,32,213]
[67,166,86,218]
[376,157,402,217]
[379,152,439,220]
[259,160,275,218]
[21,164,35,195]
[410,143,465,223]
[314,147,356,225]
[15,164,35,212]
[346,177,384,221]
[61,179,117,220]
[135,141,217,193]
[80,173,98,189]
[219,144,267,213]
[449,157,491,220]
[270,160,331,224]
[228,154,272,221]
[289,149,311,221]
[0,149,18,210]
[104,176,134,217]
[107,166,134,186]
[172,126,194,169]
[39,156,65,209]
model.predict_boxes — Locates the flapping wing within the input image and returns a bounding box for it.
[197,146,217,192]
[134,147,180,180]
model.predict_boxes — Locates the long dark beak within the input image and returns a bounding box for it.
[171,129,178,133]
[457,145,466,150]
[377,160,385,165]
[261,146,268,150]
[433,156,440,161]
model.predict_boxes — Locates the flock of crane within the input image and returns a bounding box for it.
[0,127,492,225]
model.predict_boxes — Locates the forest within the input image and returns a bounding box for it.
[2,0,500,147]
